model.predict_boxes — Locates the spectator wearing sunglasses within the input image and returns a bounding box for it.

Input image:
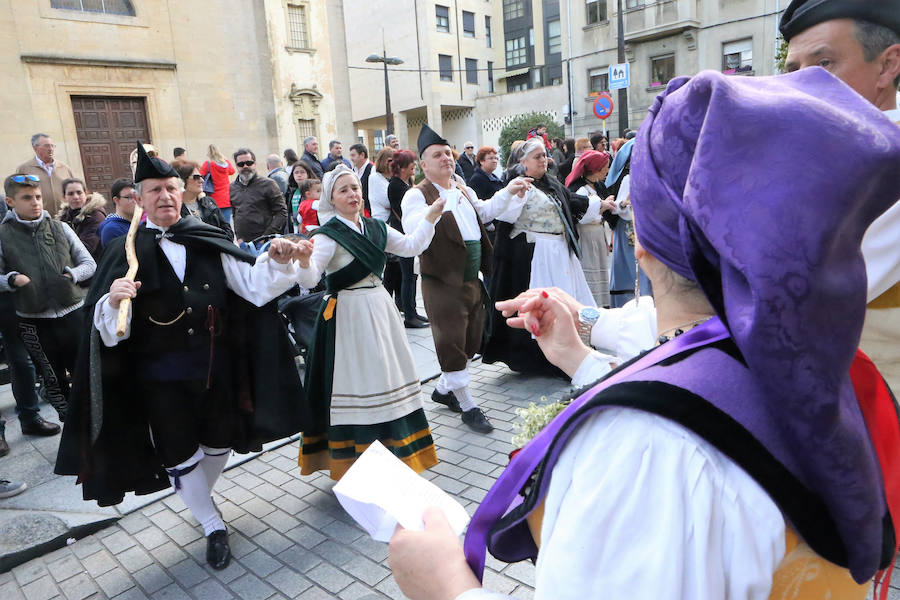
[457,141,477,183]
[0,173,96,421]
[172,160,233,240]
[228,148,288,245]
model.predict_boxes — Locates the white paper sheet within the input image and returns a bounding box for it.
[442,188,461,214]
[333,441,470,542]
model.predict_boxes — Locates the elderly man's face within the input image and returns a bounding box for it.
[306,138,319,154]
[785,19,887,107]
[388,138,400,150]
[34,136,55,164]
[137,177,182,228]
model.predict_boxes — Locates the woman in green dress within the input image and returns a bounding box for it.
[294,165,445,479]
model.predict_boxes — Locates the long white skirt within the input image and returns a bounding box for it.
[528,232,596,308]
[330,275,424,426]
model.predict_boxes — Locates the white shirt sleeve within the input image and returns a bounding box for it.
[401,188,430,236]
[862,200,900,302]
[589,296,657,360]
[613,175,633,221]
[369,173,392,222]
[573,185,605,225]
[94,293,131,347]
[570,351,615,387]
[530,408,785,600]
[384,219,436,258]
[472,186,527,224]
[221,253,302,307]
[295,235,337,290]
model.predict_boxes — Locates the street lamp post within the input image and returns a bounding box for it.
[366,52,404,135]
[616,0,629,136]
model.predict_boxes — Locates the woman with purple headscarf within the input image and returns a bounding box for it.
[387,68,900,599]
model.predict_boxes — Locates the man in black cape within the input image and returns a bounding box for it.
[55,142,307,570]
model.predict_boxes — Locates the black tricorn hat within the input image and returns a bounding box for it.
[779,0,900,41]
[134,140,179,183]
[417,124,449,157]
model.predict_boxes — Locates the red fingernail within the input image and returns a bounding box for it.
[530,324,540,337]
[541,291,549,298]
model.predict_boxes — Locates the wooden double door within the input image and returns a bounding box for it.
[72,96,150,202]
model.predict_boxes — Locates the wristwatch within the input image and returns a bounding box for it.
[577,306,600,347]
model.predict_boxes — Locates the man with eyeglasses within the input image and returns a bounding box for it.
[16,133,77,217]
[458,141,477,183]
[228,148,288,245]
[98,178,137,248]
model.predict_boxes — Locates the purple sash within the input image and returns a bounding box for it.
[463,317,730,579]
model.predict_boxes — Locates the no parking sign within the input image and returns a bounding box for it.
[593,92,614,120]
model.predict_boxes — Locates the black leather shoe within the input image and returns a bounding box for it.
[412,313,429,324]
[0,433,8,458]
[404,317,429,329]
[20,417,61,437]
[461,407,494,434]
[432,389,461,413]
[206,529,231,570]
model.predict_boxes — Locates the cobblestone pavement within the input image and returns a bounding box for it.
[0,360,571,599]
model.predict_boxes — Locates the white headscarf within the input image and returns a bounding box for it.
[317,164,359,222]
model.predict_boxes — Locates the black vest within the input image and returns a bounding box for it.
[130,245,228,356]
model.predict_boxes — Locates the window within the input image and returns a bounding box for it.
[506,36,527,67]
[533,68,542,87]
[466,58,478,84]
[509,80,529,92]
[51,0,135,15]
[439,54,453,81]
[547,20,561,55]
[436,5,450,32]
[297,119,316,141]
[586,0,606,25]
[723,39,753,73]
[488,61,495,92]
[503,0,524,20]
[485,16,492,47]
[650,54,675,87]
[463,11,475,37]
[286,3,310,48]
[626,0,643,7]
[589,67,609,93]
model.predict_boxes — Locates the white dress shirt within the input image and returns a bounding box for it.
[401,181,521,242]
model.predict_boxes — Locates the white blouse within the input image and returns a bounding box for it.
[294,215,435,290]
[457,401,785,600]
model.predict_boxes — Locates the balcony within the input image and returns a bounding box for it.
[622,0,699,43]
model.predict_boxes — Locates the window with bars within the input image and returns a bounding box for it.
[485,16,492,47]
[503,0,524,20]
[50,0,135,15]
[506,36,527,67]
[589,67,609,93]
[488,61,494,92]
[547,20,561,54]
[436,5,450,32]
[723,39,753,73]
[650,54,675,87]
[297,119,316,141]
[586,0,606,24]
[466,58,478,84]
[439,54,453,81]
[463,11,475,37]
[286,3,310,48]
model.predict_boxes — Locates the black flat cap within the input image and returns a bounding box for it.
[780,0,900,41]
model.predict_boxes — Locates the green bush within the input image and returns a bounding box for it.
[497,112,564,166]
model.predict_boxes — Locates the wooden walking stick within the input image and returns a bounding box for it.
[116,204,144,337]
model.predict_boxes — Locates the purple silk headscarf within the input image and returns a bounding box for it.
[630,67,900,579]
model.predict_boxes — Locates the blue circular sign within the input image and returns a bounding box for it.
[593,92,614,120]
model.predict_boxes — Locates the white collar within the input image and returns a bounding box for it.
[335,214,363,233]
[35,155,53,169]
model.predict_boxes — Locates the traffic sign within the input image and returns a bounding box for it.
[609,62,630,90]
[593,92,614,119]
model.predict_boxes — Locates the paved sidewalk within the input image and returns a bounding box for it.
[0,359,572,599]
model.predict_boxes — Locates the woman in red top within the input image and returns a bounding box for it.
[199,144,236,223]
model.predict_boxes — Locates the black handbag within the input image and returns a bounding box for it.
[202,161,216,194]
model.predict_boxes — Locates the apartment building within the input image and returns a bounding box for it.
[342,0,506,151]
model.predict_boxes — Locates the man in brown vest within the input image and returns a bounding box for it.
[401,125,531,433]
